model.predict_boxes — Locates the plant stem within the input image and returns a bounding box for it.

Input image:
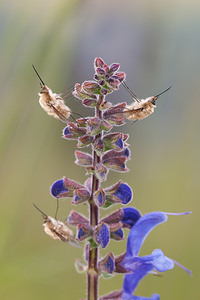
[87,95,104,300]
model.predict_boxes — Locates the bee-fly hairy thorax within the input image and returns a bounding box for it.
[33,204,80,247]
[32,65,71,123]
[122,83,171,121]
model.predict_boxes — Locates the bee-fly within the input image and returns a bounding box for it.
[122,82,171,121]
[33,203,80,247]
[32,65,71,123]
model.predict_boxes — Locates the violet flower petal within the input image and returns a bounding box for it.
[126,212,167,257]
[122,250,174,299]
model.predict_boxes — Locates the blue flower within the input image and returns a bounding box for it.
[119,212,191,299]
[113,183,132,204]
[51,179,69,198]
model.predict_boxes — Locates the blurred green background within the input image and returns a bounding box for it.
[0,0,199,299]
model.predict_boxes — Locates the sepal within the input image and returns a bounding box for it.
[67,210,89,226]
[99,289,123,300]
[101,208,124,225]
[63,177,84,191]
[103,102,126,125]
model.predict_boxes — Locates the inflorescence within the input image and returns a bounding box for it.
[34,57,191,300]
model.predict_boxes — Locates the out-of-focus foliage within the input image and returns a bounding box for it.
[0,0,199,299]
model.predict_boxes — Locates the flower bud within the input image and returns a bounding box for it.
[73,83,97,100]
[94,57,104,68]
[115,72,126,82]
[96,67,106,77]
[98,252,115,274]
[107,78,120,90]
[103,132,124,150]
[82,98,97,107]
[103,156,128,172]
[94,188,106,207]
[101,88,108,95]
[75,150,93,166]
[93,138,104,156]
[77,224,93,241]
[108,63,120,74]
[67,210,89,226]
[101,120,113,132]
[95,163,108,182]
[103,102,126,125]
[87,117,102,135]
[63,124,87,139]
[94,223,110,248]
[82,81,101,95]
[102,149,129,172]
[77,135,94,148]
[105,181,133,204]
[99,79,105,86]
[51,178,72,198]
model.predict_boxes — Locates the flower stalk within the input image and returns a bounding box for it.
[87,96,104,300]
[34,57,191,300]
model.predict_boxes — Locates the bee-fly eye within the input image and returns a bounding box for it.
[140,107,144,111]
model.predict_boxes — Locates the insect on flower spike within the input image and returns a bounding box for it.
[122,85,171,121]
[32,65,71,123]
[33,203,80,247]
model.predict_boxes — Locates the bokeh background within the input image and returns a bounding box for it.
[0,0,199,299]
